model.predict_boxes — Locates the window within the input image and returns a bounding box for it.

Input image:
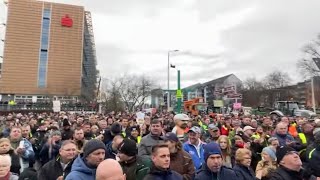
[38,8,51,88]
[43,9,51,19]
[38,50,48,88]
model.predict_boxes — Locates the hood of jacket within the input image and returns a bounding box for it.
[71,155,95,176]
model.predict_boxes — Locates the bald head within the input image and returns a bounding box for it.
[96,159,125,180]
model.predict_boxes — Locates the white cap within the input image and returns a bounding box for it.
[173,114,190,121]
[243,126,255,132]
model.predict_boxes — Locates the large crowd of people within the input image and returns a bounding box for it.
[0,111,320,180]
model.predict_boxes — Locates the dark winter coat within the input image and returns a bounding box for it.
[143,164,183,180]
[170,149,195,180]
[61,129,73,141]
[233,164,257,180]
[0,149,21,175]
[39,141,61,165]
[38,156,74,180]
[195,164,237,180]
[119,156,152,180]
[308,145,320,177]
[268,166,317,180]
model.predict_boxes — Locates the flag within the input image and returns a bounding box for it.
[170,64,175,68]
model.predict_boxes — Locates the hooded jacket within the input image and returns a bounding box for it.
[65,155,96,180]
[195,163,237,180]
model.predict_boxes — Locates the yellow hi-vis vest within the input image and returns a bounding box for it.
[298,133,307,145]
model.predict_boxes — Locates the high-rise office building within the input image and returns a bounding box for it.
[0,0,98,103]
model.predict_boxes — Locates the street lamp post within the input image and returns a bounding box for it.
[167,50,179,111]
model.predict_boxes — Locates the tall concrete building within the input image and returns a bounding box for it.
[0,0,98,103]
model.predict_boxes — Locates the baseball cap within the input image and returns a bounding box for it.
[188,126,201,134]
[173,114,190,121]
[243,126,255,132]
[208,124,219,131]
[164,132,179,142]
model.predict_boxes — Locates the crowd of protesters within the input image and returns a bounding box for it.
[0,111,320,180]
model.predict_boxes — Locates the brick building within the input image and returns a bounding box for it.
[0,0,98,103]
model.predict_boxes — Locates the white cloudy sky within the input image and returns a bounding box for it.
[1,0,320,88]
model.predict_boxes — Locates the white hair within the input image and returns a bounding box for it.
[0,155,11,166]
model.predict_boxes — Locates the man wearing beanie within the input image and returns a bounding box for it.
[61,118,73,140]
[117,139,152,180]
[66,139,106,180]
[195,142,237,180]
[269,145,317,180]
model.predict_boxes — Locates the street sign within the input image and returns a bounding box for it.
[213,100,224,107]
[223,85,236,93]
[233,103,242,109]
[176,89,183,98]
[53,100,61,112]
[227,94,242,99]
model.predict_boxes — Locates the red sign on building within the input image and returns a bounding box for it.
[61,14,73,27]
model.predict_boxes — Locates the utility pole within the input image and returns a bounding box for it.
[311,76,316,113]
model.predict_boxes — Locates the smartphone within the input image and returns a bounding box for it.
[19,141,24,149]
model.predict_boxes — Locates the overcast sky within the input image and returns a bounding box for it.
[1,0,320,89]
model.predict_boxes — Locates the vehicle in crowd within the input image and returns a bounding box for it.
[183,97,208,116]
[270,101,317,119]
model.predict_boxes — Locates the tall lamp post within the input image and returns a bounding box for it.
[167,50,179,111]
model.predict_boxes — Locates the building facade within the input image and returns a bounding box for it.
[0,0,97,103]
[151,74,243,112]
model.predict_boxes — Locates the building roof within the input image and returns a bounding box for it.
[182,74,236,90]
[203,74,234,86]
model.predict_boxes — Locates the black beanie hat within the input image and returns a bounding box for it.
[83,139,106,159]
[118,139,137,156]
[111,123,121,135]
[276,145,296,164]
[63,119,71,127]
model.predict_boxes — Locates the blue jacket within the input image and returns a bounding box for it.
[65,155,96,180]
[143,165,183,180]
[183,140,205,170]
[274,133,295,147]
[195,164,237,180]
[20,138,35,161]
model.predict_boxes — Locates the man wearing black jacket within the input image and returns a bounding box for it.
[38,140,77,180]
[269,145,318,180]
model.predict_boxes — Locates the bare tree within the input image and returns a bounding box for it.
[263,70,292,89]
[297,34,320,78]
[106,74,156,112]
[242,77,265,107]
[243,77,264,91]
